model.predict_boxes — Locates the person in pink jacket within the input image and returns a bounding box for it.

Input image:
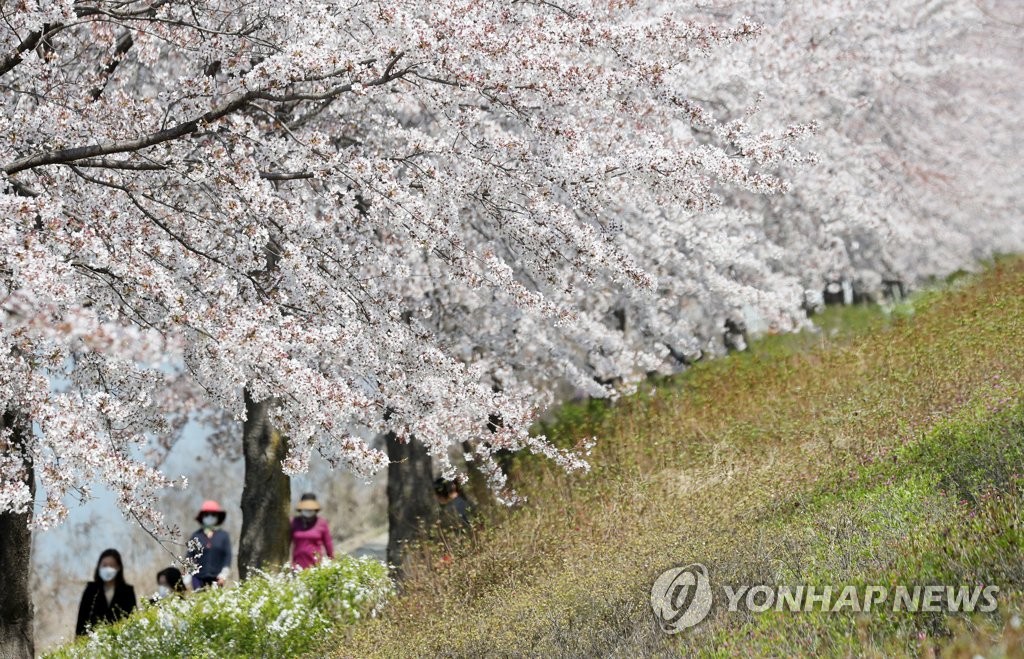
[290,493,335,569]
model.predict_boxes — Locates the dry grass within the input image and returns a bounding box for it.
[330,257,1024,658]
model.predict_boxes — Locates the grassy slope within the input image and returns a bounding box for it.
[335,258,1024,658]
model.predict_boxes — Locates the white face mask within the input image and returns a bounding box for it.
[201,514,219,527]
[98,566,119,582]
[157,585,170,598]
[300,510,316,519]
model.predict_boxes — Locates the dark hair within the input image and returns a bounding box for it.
[156,567,187,593]
[93,548,127,587]
[433,477,457,497]
[300,492,317,501]
[195,510,227,525]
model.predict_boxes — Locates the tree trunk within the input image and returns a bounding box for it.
[386,432,436,575]
[0,412,34,659]
[238,390,292,580]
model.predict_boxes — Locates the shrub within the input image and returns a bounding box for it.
[48,556,393,659]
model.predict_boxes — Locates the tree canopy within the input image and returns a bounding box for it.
[0,0,1020,532]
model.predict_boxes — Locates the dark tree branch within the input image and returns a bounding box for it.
[0,25,50,77]
[89,31,135,101]
[74,158,166,171]
[3,52,410,175]
[258,170,316,181]
[73,157,317,181]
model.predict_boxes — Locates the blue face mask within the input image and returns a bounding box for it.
[300,510,317,519]
[201,514,219,527]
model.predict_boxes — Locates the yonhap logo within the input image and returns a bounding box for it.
[650,563,1001,635]
[650,563,713,633]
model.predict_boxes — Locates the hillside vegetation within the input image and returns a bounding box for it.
[337,258,1024,658]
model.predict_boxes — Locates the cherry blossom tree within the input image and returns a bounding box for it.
[1,0,1020,653]
[679,0,1024,301]
[419,0,1024,414]
[0,1,817,651]
[374,0,1024,563]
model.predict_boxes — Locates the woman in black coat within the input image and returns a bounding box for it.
[75,548,137,636]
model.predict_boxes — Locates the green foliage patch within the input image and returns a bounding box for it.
[48,556,392,659]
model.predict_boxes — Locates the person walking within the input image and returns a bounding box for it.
[75,548,137,636]
[290,493,334,569]
[150,566,188,603]
[434,477,472,529]
[187,499,232,589]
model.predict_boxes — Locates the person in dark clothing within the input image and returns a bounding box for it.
[433,477,472,528]
[150,567,187,603]
[187,499,232,590]
[75,548,137,636]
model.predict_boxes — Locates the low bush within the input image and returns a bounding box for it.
[48,556,392,659]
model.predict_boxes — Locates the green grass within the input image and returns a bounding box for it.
[695,400,1024,657]
[49,556,392,659]
[335,257,1024,658]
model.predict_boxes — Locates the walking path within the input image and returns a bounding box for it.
[337,525,388,562]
